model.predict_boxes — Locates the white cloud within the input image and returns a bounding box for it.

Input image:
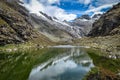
[20,0,120,19]
[85,3,117,13]
[84,0,91,4]
[38,0,60,5]
[84,0,120,16]
[93,0,120,6]
[47,0,60,4]
[44,6,77,21]
[23,0,44,14]
[79,0,91,5]
[21,0,77,21]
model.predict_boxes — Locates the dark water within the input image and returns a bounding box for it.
[0,46,119,80]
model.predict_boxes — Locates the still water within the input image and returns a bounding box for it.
[0,46,99,80]
[29,46,94,80]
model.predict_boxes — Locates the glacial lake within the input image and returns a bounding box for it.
[0,45,120,80]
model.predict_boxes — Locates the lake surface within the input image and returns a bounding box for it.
[29,47,94,80]
[0,45,119,80]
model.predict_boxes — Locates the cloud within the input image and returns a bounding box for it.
[93,0,120,6]
[84,0,91,4]
[85,3,117,13]
[47,0,60,4]
[44,6,77,21]
[78,0,120,13]
[23,0,44,14]
[79,0,91,5]
[21,0,77,21]
[20,0,120,19]
[37,0,60,5]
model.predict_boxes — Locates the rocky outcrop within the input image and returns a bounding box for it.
[0,0,52,45]
[88,3,120,36]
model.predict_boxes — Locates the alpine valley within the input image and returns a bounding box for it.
[0,0,120,80]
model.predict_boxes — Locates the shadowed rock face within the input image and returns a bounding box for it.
[88,3,120,37]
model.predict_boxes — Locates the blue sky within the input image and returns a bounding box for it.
[21,0,120,21]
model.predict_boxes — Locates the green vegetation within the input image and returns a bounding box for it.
[82,67,99,80]
[0,48,66,80]
[0,42,35,53]
[83,49,120,80]
[87,49,120,73]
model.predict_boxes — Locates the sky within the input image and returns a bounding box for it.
[21,0,120,21]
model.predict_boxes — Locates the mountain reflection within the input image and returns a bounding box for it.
[29,47,94,80]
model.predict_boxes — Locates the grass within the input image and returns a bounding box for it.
[0,42,36,53]
[82,67,99,80]
[82,49,120,80]
[0,48,67,80]
[87,49,120,73]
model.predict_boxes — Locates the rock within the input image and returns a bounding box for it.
[0,0,52,46]
[88,3,120,37]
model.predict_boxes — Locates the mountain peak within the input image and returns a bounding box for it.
[80,14,91,20]
[74,14,91,21]
[92,13,103,19]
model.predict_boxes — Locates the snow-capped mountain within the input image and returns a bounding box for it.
[29,12,101,42]
[67,14,102,36]
[29,12,80,42]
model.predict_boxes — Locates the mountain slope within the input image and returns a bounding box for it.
[75,3,120,55]
[68,14,102,36]
[30,12,101,42]
[88,3,120,36]
[0,0,52,45]
[68,15,94,36]
[29,12,85,42]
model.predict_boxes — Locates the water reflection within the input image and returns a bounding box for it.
[29,47,94,80]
